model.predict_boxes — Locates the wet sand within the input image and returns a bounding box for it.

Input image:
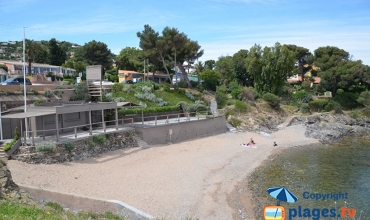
[8,125,319,219]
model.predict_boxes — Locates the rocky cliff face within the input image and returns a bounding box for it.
[287,113,370,143]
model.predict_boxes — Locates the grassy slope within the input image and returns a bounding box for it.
[111,83,199,108]
[0,200,123,220]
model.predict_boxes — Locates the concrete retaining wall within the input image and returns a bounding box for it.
[19,184,153,220]
[135,116,227,145]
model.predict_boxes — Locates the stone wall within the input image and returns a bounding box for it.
[11,130,139,164]
[135,116,228,145]
[0,159,21,199]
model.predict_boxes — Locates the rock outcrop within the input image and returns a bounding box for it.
[11,130,139,164]
[287,113,370,142]
[0,159,20,199]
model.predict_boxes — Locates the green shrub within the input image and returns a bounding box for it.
[198,85,205,92]
[14,127,20,140]
[239,87,258,101]
[125,132,131,137]
[92,134,106,146]
[336,89,344,95]
[177,80,188,88]
[301,81,311,90]
[44,88,53,98]
[190,81,199,87]
[114,97,125,102]
[163,84,171,92]
[88,139,95,148]
[333,104,343,114]
[226,99,235,106]
[229,117,242,127]
[332,92,361,110]
[45,202,64,212]
[177,88,186,95]
[308,99,329,112]
[361,109,370,117]
[70,83,90,101]
[35,141,56,152]
[4,126,21,152]
[34,100,43,104]
[185,92,195,100]
[292,90,312,106]
[300,103,310,114]
[215,86,228,109]
[225,108,236,119]
[64,142,74,152]
[4,139,17,152]
[5,91,15,95]
[111,83,123,92]
[357,91,370,107]
[200,70,220,91]
[153,83,160,90]
[262,93,281,108]
[231,88,241,99]
[324,101,340,112]
[234,100,249,113]
[119,105,180,115]
[29,89,39,95]
[177,100,207,112]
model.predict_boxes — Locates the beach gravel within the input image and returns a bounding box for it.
[7,125,319,219]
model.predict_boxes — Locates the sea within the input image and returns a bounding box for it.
[248,134,370,220]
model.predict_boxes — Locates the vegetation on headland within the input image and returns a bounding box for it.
[0,200,124,220]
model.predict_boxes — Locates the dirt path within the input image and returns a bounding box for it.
[7,125,318,219]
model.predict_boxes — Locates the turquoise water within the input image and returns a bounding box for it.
[248,135,370,219]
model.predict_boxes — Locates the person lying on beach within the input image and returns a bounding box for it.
[249,138,256,146]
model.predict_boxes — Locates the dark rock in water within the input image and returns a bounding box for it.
[287,113,370,143]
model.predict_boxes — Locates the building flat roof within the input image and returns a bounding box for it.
[1,101,142,119]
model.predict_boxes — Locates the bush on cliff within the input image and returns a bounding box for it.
[262,93,281,108]
[308,100,329,112]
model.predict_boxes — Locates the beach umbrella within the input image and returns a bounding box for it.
[267,186,298,205]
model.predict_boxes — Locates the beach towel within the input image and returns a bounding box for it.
[240,143,257,148]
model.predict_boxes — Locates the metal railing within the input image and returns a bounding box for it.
[132,111,217,128]
[23,118,134,145]
[21,110,225,145]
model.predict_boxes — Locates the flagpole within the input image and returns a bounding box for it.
[23,27,28,139]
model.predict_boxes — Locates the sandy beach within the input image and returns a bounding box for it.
[7,124,319,220]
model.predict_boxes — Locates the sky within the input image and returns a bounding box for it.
[0,0,369,65]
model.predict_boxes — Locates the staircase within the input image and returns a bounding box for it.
[134,136,150,149]
[88,84,102,99]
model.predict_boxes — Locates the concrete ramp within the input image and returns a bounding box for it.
[19,184,153,220]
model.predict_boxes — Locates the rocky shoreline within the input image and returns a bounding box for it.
[231,112,370,219]
[287,113,370,143]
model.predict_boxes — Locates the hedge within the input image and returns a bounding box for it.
[308,99,329,112]
[119,105,181,116]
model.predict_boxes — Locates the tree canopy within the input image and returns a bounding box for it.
[245,43,295,95]
[313,46,365,95]
[116,47,145,72]
[285,44,312,82]
[48,38,67,66]
[75,40,113,71]
[137,24,203,87]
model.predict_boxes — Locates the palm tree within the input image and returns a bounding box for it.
[195,61,204,74]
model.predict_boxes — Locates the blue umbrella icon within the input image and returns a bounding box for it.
[267,186,298,205]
